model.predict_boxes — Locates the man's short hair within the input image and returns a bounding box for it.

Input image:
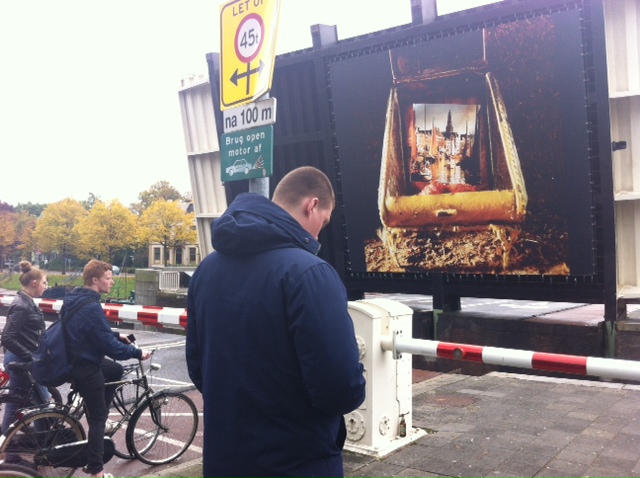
[272,166,335,210]
[83,259,112,286]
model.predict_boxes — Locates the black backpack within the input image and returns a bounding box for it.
[32,296,97,387]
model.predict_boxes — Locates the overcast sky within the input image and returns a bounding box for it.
[0,0,500,208]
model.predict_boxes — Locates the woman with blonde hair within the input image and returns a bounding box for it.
[1,261,50,432]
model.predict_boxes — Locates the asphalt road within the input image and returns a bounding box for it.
[0,319,202,477]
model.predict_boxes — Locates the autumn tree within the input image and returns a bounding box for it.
[0,211,17,269]
[13,211,38,259]
[137,200,196,266]
[33,198,88,274]
[0,206,39,268]
[131,181,185,215]
[16,202,47,217]
[75,199,137,262]
[80,193,100,211]
[0,201,15,213]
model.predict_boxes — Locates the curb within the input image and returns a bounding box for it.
[146,458,203,477]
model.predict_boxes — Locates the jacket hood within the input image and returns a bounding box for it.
[211,193,320,256]
[64,287,101,309]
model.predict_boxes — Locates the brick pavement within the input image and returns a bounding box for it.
[150,372,640,478]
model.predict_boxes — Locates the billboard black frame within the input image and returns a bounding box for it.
[208,0,616,316]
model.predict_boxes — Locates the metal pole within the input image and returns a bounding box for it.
[249,177,269,197]
[248,93,270,198]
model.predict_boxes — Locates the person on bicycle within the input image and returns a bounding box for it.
[64,259,151,478]
[1,261,50,433]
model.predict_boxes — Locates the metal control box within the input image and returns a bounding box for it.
[345,298,426,457]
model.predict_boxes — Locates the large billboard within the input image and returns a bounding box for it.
[330,4,602,278]
[211,0,614,305]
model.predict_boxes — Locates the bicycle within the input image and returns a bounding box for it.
[67,351,165,460]
[0,349,198,477]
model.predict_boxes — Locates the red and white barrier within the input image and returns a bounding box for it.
[0,295,187,329]
[3,294,638,382]
[102,303,188,329]
[381,333,640,382]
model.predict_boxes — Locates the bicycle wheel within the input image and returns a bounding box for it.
[126,391,198,465]
[0,463,40,477]
[0,410,86,478]
[109,382,146,460]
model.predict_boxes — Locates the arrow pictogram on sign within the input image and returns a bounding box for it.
[219,0,281,110]
[230,60,265,95]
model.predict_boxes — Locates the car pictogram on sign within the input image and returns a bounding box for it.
[226,159,252,176]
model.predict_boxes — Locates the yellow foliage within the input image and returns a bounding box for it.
[33,198,88,256]
[138,200,196,265]
[75,199,138,261]
[0,211,17,251]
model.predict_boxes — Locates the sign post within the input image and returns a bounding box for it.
[219,0,281,196]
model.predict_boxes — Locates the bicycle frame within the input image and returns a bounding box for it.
[67,349,160,433]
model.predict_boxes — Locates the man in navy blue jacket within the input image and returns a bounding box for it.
[65,259,151,478]
[186,166,366,477]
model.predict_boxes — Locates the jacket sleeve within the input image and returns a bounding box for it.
[288,263,366,416]
[186,287,203,392]
[83,303,142,360]
[1,301,33,361]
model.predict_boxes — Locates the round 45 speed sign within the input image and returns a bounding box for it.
[235,13,265,63]
[220,0,282,110]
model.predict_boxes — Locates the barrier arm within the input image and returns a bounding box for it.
[381,331,640,382]
[0,295,187,330]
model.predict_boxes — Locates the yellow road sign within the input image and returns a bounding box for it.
[220,0,281,110]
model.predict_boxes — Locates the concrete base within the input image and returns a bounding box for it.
[615,316,640,361]
[156,291,187,308]
[344,427,428,458]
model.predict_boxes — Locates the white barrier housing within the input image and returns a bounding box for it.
[345,298,427,457]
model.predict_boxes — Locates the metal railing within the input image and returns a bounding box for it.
[159,271,180,292]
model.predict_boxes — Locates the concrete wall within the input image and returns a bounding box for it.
[134,269,159,306]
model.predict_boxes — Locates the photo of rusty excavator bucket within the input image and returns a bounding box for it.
[379,36,527,229]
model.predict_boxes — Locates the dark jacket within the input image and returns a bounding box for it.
[1,291,46,361]
[64,287,141,364]
[186,193,366,477]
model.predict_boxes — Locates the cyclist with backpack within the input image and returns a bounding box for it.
[1,261,50,433]
[64,259,151,478]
